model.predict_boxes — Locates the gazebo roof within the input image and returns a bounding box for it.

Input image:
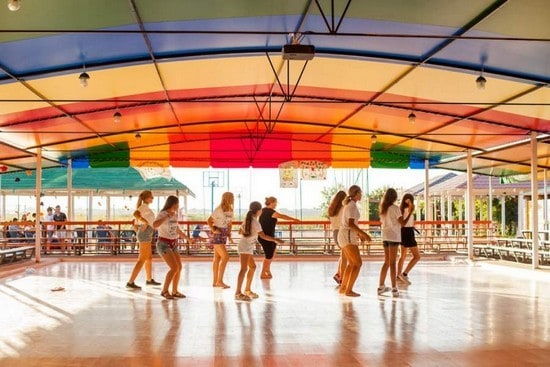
[408,173,545,197]
[0,167,195,197]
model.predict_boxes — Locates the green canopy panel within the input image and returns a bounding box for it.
[0,167,195,197]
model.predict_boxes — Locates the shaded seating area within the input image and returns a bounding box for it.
[473,235,550,265]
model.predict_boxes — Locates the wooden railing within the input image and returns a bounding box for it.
[1,220,497,257]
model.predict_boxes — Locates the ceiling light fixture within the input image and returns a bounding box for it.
[7,0,20,11]
[79,66,90,88]
[113,111,122,123]
[135,132,141,140]
[408,111,416,124]
[476,74,486,90]
[371,134,377,145]
[476,64,486,90]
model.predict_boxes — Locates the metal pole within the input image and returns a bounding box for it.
[299,178,303,221]
[238,193,242,220]
[34,148,42,263]
[211,180,215,213]
[530,132,539,269]
[466,150,474,260]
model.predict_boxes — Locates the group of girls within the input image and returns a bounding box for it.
[126,190,298,301]
[329,186,421,297]
[206,192,299,301]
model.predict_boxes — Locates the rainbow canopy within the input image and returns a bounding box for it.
[0,0,548,177]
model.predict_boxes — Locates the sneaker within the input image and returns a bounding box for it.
[244,291,259,299]
[377,286,391,295]
[392,288,400,297]
[397,274,411,285]
[333,273,342,285]
[126,282,141,290]
[146,279,161,286]
[235,293,252,301]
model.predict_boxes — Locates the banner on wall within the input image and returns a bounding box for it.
[300,160,327,180]
[279,161,298,188]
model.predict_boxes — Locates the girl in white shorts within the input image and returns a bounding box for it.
[235,201,283,301]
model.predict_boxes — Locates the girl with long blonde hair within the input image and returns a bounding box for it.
[126,190,160,289]
[337,185,371,297]
[208,192,235,288]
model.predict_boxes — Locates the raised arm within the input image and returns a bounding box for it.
[273,211,300,222]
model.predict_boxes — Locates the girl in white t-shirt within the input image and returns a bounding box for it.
[207,192,234,289]
[126,190,160,290]
[235,201,283,301]
[154,195,192,299]
[378,188,413,297]
[337,185,371,297]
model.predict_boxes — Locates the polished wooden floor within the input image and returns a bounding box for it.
[0,258,549,367]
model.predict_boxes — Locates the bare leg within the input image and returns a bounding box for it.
[379,246,390,287]
[213,244,230,287]
[261,258,272,278]
[244,256,256,292]
[235,254,249,295]
[160,250,179,294]
[339,249,350,294]
[338,248,348,277]
[144,244,153,280]
[128,241,153,283]
[341,246,362,297]
[404,246,421,274]
[212,249,220,286]
[170,251,183,294]
[388,246,399,288]
[397,245,407,275]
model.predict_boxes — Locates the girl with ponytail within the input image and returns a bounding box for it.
[235,201,283,301]
[126,190,160,289]
[337,185,371,297]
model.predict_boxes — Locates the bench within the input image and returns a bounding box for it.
[474,237,550,264]
[0,246,35,265]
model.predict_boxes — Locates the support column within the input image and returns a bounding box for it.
[466,150,474,260]
[488,176,493,222]
[106,196,111,221]
[500,196,506,236]
[34,148,42,263]
[447,195,452,221]
[88,191,93,221]
[530,132,539,269]
[424,160,431,221]
[68,159,73,221]
[544,169,548,230]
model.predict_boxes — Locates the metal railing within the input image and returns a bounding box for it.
[1,220,495,257]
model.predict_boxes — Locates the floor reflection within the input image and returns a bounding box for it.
[0,260,549,366]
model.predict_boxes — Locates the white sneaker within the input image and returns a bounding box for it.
[397,273,412,285]
[377,286,391,295]
[392,288,400,297]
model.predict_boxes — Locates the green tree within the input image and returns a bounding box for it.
[318,184,346,218]
[366,186,389,221]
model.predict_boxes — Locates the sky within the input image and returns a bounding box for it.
[171,167,452,213]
